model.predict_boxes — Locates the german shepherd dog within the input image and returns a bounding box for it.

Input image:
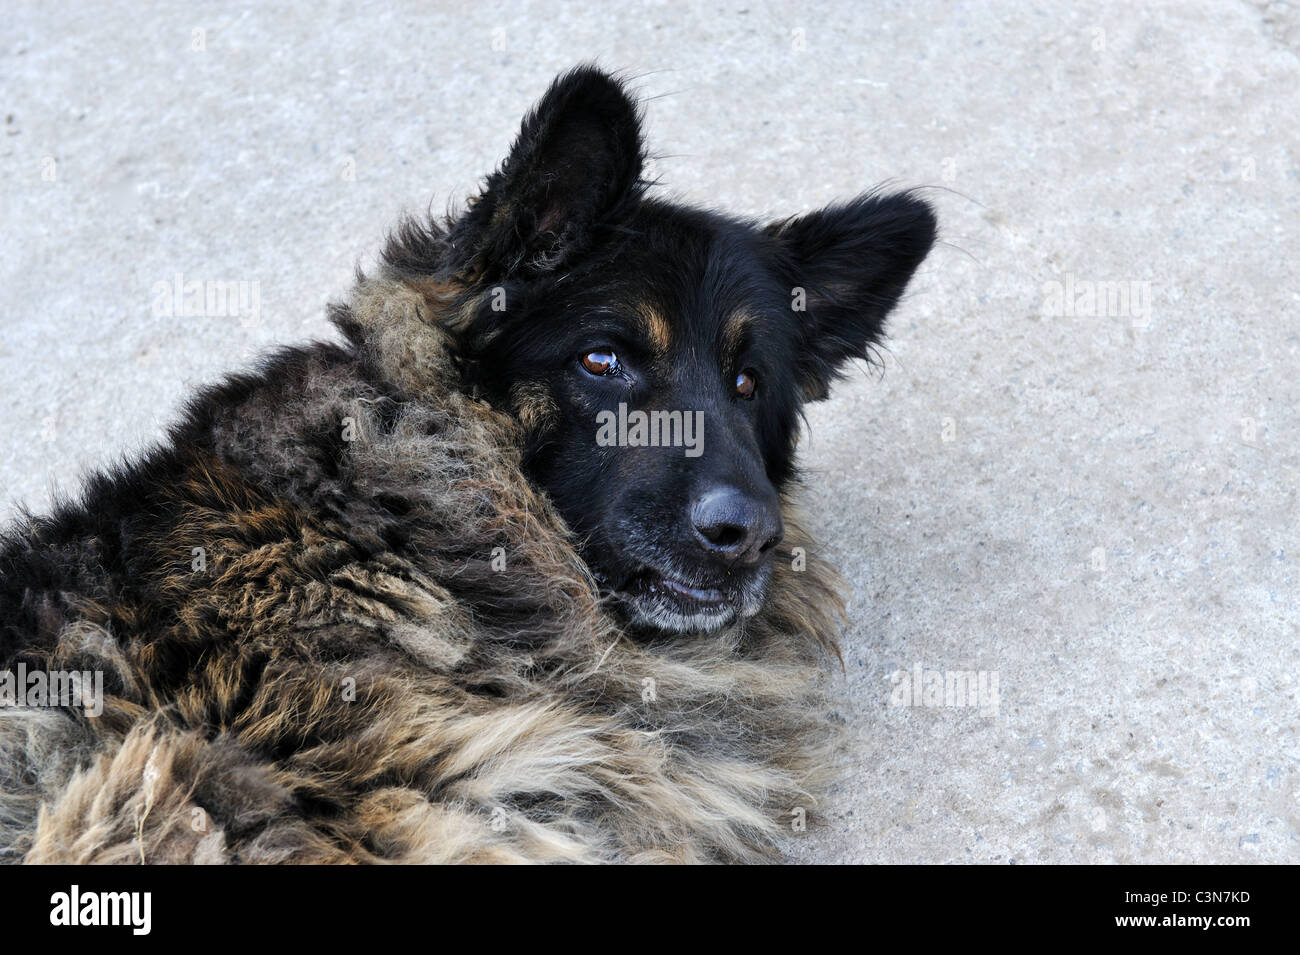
[0,67,935,863]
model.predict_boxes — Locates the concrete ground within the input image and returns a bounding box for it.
[2,1,1297,863]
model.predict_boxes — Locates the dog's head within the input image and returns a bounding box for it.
[414,67,935,634]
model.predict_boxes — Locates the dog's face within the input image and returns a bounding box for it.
[426,68,935,634]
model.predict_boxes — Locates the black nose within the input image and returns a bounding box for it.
[690,486,784,565]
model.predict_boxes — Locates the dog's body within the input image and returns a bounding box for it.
[0,68,934,863]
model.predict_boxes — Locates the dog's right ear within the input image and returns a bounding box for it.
[449,66,646,283]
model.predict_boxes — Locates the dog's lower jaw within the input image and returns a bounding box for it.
[628,598,737,635]
[616,564,773,635]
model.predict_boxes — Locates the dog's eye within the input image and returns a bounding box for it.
[735,369,757,399]
[581,349,621,376]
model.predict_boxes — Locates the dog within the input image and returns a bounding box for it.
[0,66,935,863]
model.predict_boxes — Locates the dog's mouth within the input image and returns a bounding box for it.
[629,568,729,609]
[609,562,771,634]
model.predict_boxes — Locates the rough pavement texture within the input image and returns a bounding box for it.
[2,1,1297,863]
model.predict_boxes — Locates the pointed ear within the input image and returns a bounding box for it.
[450,66,646,282]
[766,191,937,400]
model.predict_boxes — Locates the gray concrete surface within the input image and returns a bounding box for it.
[2,1,1297,863]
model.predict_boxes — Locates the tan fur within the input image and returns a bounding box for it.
[634,301,673,356]
[508,381,561,437]
[722,307,755,368]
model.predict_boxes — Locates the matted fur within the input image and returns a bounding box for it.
[0,276,846,864]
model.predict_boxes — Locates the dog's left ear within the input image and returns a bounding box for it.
[766,192,937,400]
[449,65,646,282]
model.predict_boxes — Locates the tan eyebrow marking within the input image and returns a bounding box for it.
[634,302,672,355]
[722,307,755,366]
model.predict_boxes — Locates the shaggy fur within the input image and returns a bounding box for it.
[0,67,934,863]
[0,275,846,863]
